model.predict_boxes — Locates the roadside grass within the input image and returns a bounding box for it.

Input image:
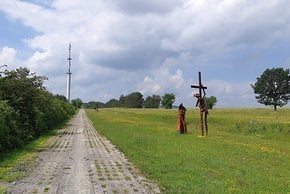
[86,108,290,193]
[0,124,64,193]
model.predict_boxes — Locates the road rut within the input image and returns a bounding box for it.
[7,109,160,194]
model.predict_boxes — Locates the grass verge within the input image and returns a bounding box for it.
[0,120,68,193]
[86,108,290,193]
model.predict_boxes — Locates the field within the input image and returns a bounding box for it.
[86,108,290,193]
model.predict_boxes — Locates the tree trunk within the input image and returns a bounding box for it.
[274,104,277,111]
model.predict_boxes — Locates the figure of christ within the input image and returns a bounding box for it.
[177,103,187,133]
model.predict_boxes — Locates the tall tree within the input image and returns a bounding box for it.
[144,95,161,108]
[125,92,143,108]
[161,93,176,109]
[119,95,126,107]
[106,99,119,107]
[71,98,83,108]
[251,68,290,110]
[204,96,217,109]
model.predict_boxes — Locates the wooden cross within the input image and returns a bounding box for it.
[191,71,208,136]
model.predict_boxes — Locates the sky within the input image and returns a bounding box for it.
[0,0,290,108]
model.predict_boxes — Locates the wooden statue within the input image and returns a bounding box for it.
[177,103,187,134]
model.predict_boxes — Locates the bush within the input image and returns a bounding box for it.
[0,101,22,152]
[0,67,76,153]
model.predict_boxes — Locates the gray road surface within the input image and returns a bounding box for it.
[7,109,160,194]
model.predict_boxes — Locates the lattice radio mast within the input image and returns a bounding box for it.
[66,44,72,102]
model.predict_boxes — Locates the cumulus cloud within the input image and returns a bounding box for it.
[0,47,17,64]
[1,0,290,106]
[206,79,257,107]
[137,67,185,96]
[161,0,290,54]
[113,0,184,15]
[0,47,22,70]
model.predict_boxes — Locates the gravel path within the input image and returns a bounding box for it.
[7,109,160,194]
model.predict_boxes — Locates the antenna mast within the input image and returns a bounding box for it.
[66,44,72,102]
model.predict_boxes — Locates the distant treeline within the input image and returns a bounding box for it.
[82,92,176,109]
[0,67,76,153]
[82,92,218,110]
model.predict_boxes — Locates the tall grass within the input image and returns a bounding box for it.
[87,108,290,193]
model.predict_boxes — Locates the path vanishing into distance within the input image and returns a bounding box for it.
[7,109,160,194]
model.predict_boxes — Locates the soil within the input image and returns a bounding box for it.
[6,109,160,194]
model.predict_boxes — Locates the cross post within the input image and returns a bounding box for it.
[191,72,208,136]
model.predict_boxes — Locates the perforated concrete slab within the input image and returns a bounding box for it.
[7,109,160,194]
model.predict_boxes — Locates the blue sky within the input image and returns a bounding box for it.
[1,0,290,108]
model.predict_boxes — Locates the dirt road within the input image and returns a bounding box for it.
[7,109,160,193]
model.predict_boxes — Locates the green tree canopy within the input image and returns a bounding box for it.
[161,93,176,109]
[106,99,119,107]
[83,101,105,109]
[251,67,290,110]
[0,67,75,152]
[71,98,83,108]
[0,68,47,135]
[125,92,143,108]
[118,95,126,107]
[144,95,161,108]
[54,94,68,102]
[205,96,217,109]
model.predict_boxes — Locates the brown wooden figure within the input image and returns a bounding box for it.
[191,72,209,136]
[177,103,187,134]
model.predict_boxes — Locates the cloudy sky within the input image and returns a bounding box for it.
[1,0,290,107]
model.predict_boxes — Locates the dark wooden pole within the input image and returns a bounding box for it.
[191,71,208,136]
[205,112,208,136]
[198,72,204,136]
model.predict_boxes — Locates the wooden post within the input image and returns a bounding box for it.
[198,72,204,136]
[205,112,208,136]
[191,71,208,136]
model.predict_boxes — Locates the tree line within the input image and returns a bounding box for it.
[82,92,176,109]
[0,67,76,153]
[82,92,218,109]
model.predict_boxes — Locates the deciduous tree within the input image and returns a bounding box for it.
[161,93,175,109]
[205,96,217,109]
[144,95,161,108]
[125,92,143,108]
[106,99,119,107]
[71,98,83,108]
[251,68,290,110]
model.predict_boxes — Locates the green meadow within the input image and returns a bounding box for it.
[87,108,290,193]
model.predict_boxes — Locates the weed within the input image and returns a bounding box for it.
[0,185,6,194]
[247,120,266,134]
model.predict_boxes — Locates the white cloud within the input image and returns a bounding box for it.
[113,0,184,15]
[1,0,290,107]
[206,79,259,107]
[0,47,21,70]
[137,67,185,96]
[0,47,17,64]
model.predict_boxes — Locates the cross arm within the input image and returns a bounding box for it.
[191,85,207,89]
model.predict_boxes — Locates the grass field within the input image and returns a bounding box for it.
[87,108,290,193]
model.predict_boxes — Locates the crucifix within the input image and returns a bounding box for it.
[191,71,209,136]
